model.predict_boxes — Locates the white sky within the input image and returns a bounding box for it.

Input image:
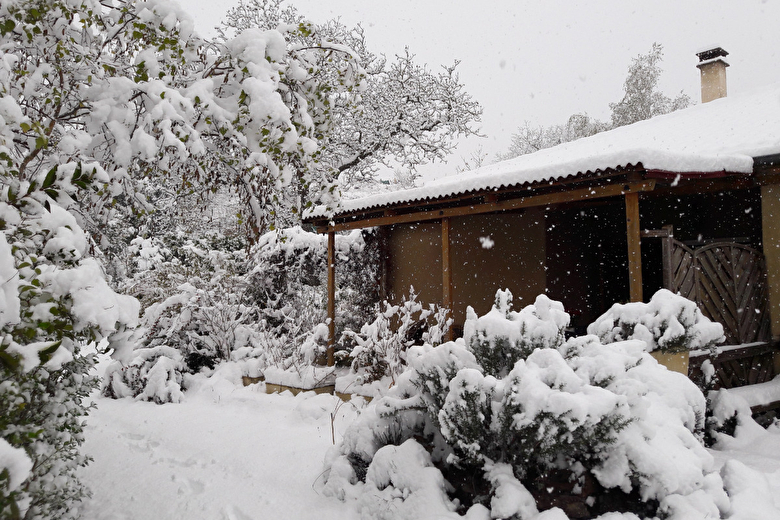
[183,0,780,179]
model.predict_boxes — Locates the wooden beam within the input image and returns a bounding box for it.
[625,192,643,302]
[327,231,336,366]
[378,227,388,303]
[755,170,780,185]
[324,167,638,224]
[442,218,454,342]
[647,175,755,197]
[322,180,657,232]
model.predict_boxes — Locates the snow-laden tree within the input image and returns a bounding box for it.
[0,0,364,516]
[221,0,483,203]
[3,0,362,244]
[499,43,690,160]
[609,43,691,128]
[496,113,607,160]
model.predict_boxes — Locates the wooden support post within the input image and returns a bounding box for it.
[640,225,674,290]
[442,218,454,341]
[661,225,674,291]
[762,184,780,340]
[625,192,643,302]
[378,227,388,303]
[327,231,336,366]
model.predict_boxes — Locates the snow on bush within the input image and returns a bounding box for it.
[341,288,451,387]
[0,438,33,515]
[103,275,261,402]
[324,291,727,519]
[1,194,139,518]
[105,226,381,400]
[103,346,186,404]
[248,226,380,342]
[465,290,568,377]
[588,289,724,353]
[357,439,458,520]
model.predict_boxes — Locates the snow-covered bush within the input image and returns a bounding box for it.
[588,289,724,353]
[141,277,254,367]
[103,274,260,402]
[324,291,726,519]
[342,288,451,385]
[465,289,568,377]
[1,196,138,518]
[103,346,187,404]
[247,226,381,340]
[105,226,381,400]
[120,229,248,311]
[245,226,381,364]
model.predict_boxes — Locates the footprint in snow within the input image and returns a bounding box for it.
[171,474,205,495]
[223,505,254,520]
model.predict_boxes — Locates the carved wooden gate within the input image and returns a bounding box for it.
[662,235,771,345]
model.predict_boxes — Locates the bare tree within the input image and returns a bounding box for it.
[221,0,483,205]
[499,43,690,160]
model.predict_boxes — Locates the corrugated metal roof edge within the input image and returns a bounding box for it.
[303,162,732,221]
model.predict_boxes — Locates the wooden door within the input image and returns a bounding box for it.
[665,239,770,345]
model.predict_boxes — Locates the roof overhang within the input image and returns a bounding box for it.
[305,165,772,234]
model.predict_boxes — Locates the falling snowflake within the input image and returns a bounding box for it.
[479,236,495,249]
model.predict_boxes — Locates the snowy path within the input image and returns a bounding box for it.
[77,382,363,520]
[76,369,780,520]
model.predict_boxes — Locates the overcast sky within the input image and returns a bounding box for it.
[185,0,780,179]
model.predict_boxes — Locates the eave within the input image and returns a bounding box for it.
[306,164,766,234]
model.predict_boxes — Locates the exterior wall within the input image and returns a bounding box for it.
[762,184,780,340]
[450,210,546,329]
[385,210,547,335]
[381,185,771,342]
[386,221,443,308]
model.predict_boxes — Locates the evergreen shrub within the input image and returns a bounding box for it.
[324,291,725,519]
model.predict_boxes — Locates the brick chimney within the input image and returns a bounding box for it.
[696,47,729,103]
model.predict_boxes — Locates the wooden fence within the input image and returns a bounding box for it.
[656,231,771,345]
[689,342,778,390]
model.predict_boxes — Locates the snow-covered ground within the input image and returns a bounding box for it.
[77,357,365,520]
[76,356,780,520]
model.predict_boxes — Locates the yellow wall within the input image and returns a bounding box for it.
[762,184,780,339]
[386,221,443,307]
[450,210,547,326]
[385,210,547,333]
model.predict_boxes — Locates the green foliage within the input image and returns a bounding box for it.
[0,188,133,517]
[468,335,518,379]
[466,291,568,378]
[434,366,630,482]
[0,356,97,520]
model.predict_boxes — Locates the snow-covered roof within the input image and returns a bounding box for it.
[309,82,780,219]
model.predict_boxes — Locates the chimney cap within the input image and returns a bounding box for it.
[696,47,729,62]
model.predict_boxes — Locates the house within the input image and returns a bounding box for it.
[304,47,780,387]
